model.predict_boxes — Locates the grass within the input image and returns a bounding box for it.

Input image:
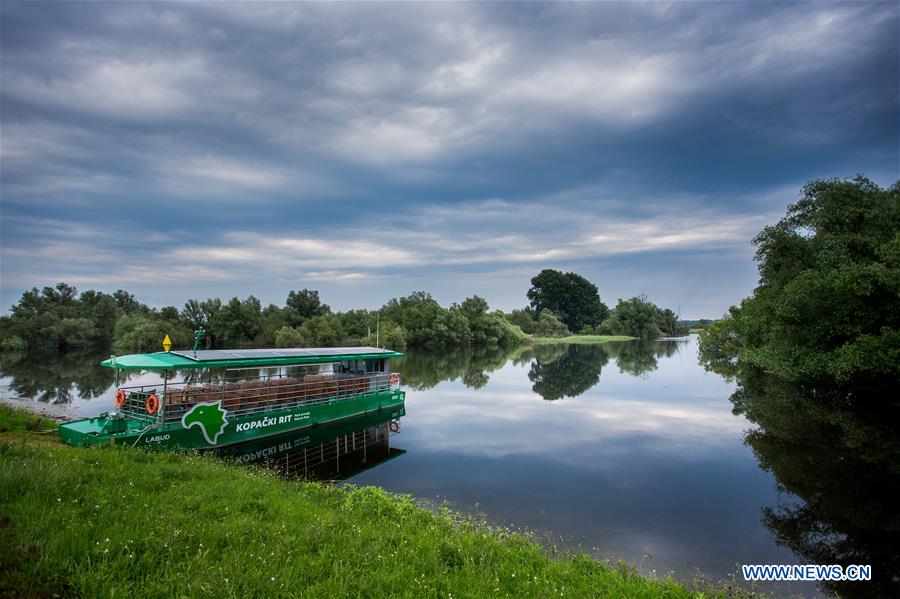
[0,406,749,598]
[0,403,57,433]
[531,335,636,345]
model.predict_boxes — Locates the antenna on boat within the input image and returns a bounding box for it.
[376,314,380,348]
[192,329,206,357]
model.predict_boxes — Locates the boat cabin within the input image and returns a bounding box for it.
[103,346,403,426]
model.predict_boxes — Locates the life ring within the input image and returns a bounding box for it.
[146,394,160,415]
[389,372,400,386]
[389,420,399,433]
[115,389,127,408]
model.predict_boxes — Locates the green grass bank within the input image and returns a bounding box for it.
[531,335,636,345]
[1,405,743,598]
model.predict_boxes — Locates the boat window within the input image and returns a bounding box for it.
[363,359,384,372]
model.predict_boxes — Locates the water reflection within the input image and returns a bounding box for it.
[0,350,115,403]
[395,339,689,401]
[395,345,530,390]
[730,370,900,597]
[526,344,609,400]
[215,409,407,482]
[522,340,686,400]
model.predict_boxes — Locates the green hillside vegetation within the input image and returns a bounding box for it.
[0,406,747,598]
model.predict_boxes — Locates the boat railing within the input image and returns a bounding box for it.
[114,372,401,423]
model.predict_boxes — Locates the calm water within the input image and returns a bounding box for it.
[4,337,895,597]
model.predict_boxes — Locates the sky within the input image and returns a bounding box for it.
[1,1,897,319]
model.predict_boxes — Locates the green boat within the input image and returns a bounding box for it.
[58,345,406,450]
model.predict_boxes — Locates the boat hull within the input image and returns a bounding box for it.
[58,389,405,451]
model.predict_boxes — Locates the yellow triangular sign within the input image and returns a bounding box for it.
[162,334,172,352]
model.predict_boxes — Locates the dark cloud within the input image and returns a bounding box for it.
[1,1,897,317]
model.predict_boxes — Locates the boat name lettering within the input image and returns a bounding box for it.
[235,414,293,432]
[144,434,171,444]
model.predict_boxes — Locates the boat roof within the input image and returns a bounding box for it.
[101,346,404,371]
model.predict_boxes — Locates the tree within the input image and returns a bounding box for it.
[209,296,262,347]
[274,325,304,348]
[526,269,608,333]
[699,175,899,389]
[363,320,407,351]
[507,308,537,334]
[532,309,570,338]
[113,314,192,353]
[112,289,145,316]
[600,295,661,338]
[297,314,345,347]
[285,289,331,327]
[181,298,222,347]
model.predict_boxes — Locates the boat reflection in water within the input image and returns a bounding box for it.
[214,407,406,481]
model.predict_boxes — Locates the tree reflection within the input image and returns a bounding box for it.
[395,344,528,390]
[0,350,117,403]
[729,370,900,597]
[524,340,684,400]
[527,344,610,400]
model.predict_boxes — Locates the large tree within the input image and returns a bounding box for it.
[526,269,608,333]
[284,288,331,327]
[700,175,899,390]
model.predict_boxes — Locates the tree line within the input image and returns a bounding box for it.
[695,175,899,594]
[509,269,687,338]
[1,275,687,355]
[699,175,898,393]
[0,287,531,354]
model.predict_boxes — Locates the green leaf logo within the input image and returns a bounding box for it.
[181,400,229,445]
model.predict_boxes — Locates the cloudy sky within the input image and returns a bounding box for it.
[1,2,897,318]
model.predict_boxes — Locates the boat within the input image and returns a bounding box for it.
[58,345,406,450]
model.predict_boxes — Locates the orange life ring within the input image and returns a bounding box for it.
[146,394,160,415]
[115,389,127,408]
[389,372,400,385]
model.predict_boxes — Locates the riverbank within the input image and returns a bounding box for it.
[531,335,635,345]
[0,405,754,598]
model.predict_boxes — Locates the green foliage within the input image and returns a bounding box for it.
[0,404,57,433]
[532,309,570,338]
[455,296,527,350]
[338,309,374,344]
[526,269,609,333]
[209,296,263,347]
[260,303,289,347]
[507,308,538,334]
[298,314,346,347]
[6,285,528,355]
[274,325,304,348]
[181,298,222,347]
[2,283,125,353]
[600,295,682,339]
[112,289,147,316]
[699,175,900,388]
[112,314,192,353]
[285,288,331,327]
[362,320,407,351]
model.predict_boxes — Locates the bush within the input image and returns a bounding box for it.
[532,309,570,338]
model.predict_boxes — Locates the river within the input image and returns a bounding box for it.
[4,336,895,597]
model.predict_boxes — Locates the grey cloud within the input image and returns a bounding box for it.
[1,1,896,316]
